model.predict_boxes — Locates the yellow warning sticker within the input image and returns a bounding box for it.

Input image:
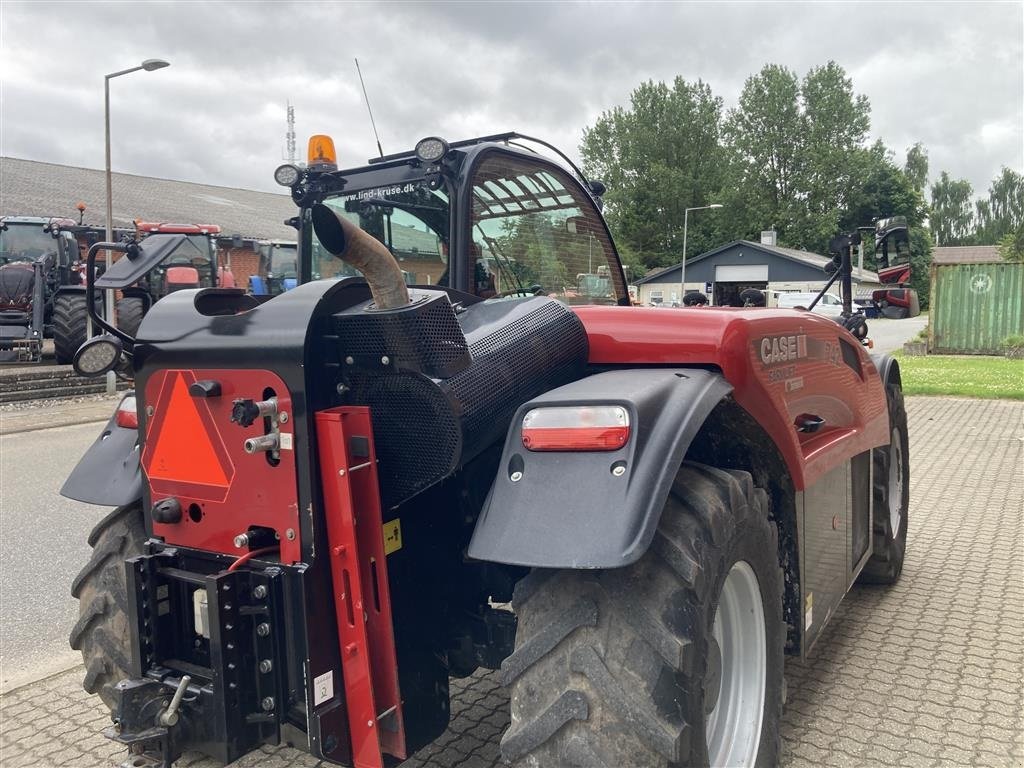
[382,519,402,555]
[804,592,814,631]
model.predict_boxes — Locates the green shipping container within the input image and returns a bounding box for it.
[930,262,1024,354]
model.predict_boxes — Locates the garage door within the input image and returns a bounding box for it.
[715,265,769,281]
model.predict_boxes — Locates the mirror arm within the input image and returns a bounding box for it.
[86,242,136,345]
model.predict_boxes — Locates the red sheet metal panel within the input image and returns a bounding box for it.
[316,406,406,767]
[142,368,301,563]
[574,305,889,489]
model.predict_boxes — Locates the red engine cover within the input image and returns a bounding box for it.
[141,368,301,563]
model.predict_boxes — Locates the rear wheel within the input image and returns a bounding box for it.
[69,502,146,710]
[859,383,909,584]
[52,292,88,364]
[115,296,146,337]
[501,463,784,768]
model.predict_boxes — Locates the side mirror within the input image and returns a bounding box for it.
[96,234,189,289]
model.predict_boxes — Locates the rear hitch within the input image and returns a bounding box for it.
[103,677,189,768]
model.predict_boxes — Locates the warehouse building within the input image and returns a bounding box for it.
[0,156,298,288]
[634,233,881,307]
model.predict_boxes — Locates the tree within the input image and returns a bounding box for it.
[581,78,725,269]
[998,224,1024,262]
[722,61,873,254]
[797,62,872,248]
[975,167,1024,243]
[904,143,929,195]
[929,172,975,245]
[722,65,804,243]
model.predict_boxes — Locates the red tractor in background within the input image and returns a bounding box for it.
[62,132,909,768]
[115,221,234,335]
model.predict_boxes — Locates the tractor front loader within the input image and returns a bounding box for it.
[63,133,909,768]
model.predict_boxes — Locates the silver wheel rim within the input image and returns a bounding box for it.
[706,560,766,767]
[889,427,903,536]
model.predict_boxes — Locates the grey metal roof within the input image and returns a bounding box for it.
[635,240,879,284]
[932,245,1002,265]
[0,156,297,240]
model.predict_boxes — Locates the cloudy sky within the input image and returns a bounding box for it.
[2,1,1021,204]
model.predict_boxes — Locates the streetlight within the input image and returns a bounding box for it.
[104,58,169,392]
[680,204,723,307]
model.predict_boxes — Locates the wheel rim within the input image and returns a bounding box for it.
[889,427,904,536]
[705,560,766,768]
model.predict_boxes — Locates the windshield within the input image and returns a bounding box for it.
[467,153,625,304]
[265,244,297,277]
[315,185,449,284]
[0,224,55,264]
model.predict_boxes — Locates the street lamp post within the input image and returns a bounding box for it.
[104,58,169,393]
[680,204,723,306]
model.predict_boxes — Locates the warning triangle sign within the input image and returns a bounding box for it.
[145,372,232,489]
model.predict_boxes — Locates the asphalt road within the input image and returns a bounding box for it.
[0,421,112,692]
[866,314,928,354]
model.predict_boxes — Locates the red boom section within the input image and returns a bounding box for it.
[316,407,406,767]
[574,306,889,489]
[141,369,302,563]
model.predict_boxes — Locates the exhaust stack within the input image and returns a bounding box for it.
[311,204,410,309]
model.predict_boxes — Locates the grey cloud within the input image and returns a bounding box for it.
[1,1,1019,201]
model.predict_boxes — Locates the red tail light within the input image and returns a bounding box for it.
[116,395,138,429]
[521,405,630,451]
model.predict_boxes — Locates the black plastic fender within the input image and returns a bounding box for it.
[870,352,902,389]
[60,393,142,507]
[467,369,732,569]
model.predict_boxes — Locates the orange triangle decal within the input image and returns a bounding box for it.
[147,372,230,487]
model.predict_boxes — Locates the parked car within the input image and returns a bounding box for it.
[777,291,844,317]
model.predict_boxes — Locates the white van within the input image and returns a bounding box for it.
[776,292,844,318]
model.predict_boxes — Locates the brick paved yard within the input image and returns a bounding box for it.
[1,397,1021,767]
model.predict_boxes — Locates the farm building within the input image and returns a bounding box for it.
[634,234,881,307]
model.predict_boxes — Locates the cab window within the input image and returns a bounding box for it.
[315,187,449,284]
[467,153,624,304]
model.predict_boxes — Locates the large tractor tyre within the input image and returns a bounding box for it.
[859,383,909,584]
[52,292,88,364]
[69,502,146,710]
[501,463,785,768]
[115,296,146,337]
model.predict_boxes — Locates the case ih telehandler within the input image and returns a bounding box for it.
[63,133,909,768]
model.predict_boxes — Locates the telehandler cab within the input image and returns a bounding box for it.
[63,132,909,768]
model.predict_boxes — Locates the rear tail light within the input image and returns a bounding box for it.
[116,395,139,429]
[521,405,630,452]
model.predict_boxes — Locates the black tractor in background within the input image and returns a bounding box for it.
[0,216,92,363]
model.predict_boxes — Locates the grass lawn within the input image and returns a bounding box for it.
[894,353,1024,399]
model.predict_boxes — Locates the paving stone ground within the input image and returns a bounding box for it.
[1,396,1021,767]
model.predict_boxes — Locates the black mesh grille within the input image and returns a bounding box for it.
[333,293,470,378]
[448,301,588,457]
[347,371,461,506]
[338,297,589,506]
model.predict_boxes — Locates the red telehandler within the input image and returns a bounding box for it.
[62,132,908,768]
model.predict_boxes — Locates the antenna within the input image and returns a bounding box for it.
[355,58,384,158]
[285,101,297,164]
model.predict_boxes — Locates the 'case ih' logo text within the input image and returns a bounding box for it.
[759,334,808,365]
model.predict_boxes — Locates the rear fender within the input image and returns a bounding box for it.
[60,393,142,506]
[870,352,901,391]
[467,369,731,568]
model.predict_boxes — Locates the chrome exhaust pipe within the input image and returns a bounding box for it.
[311,204,410,310]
